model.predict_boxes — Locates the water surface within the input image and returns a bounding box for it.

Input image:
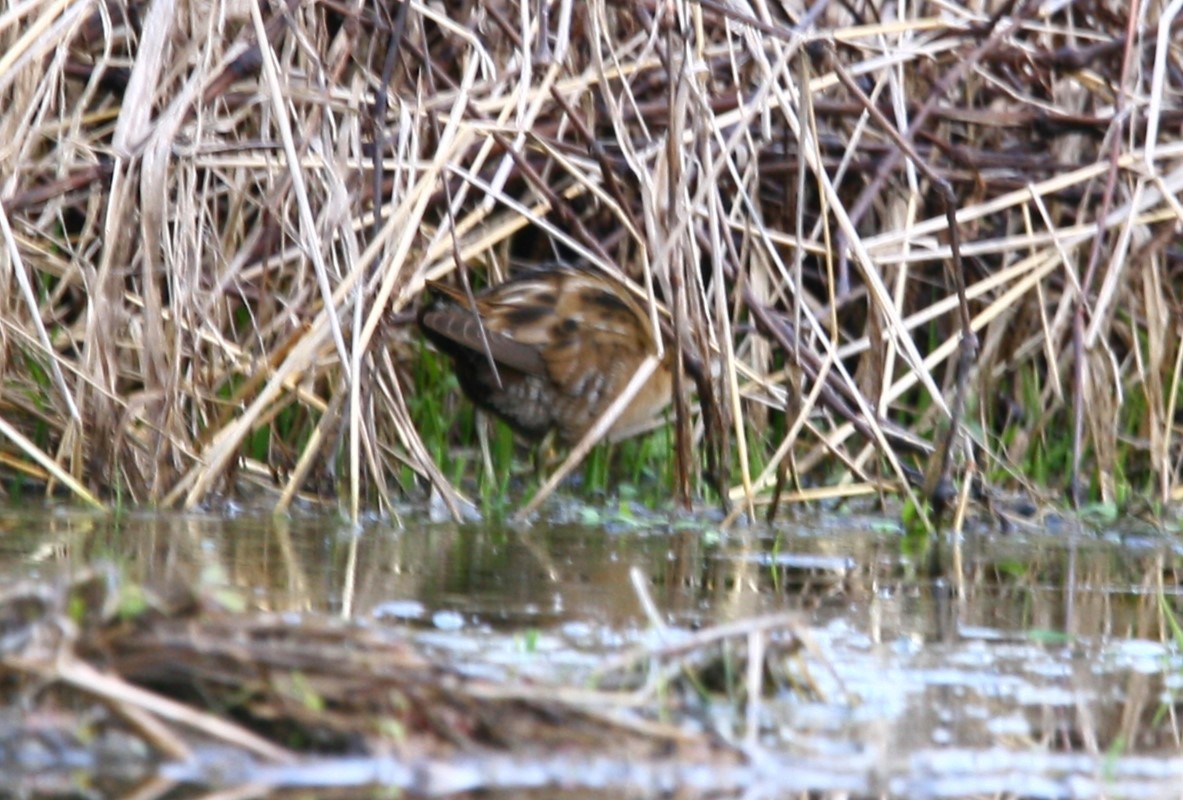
[1,503,1181,798]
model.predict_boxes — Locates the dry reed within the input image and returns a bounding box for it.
[0,0,1180,522]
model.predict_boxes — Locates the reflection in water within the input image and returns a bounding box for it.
[0,505,1181,796]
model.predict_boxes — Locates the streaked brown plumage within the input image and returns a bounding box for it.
[418,266,673,444]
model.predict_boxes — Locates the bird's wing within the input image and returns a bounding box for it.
[419,307,549,377]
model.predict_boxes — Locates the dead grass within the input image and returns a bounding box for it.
[0,567,759,792]
[0,0,1181,522]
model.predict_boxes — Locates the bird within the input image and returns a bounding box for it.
[417,265,674,445]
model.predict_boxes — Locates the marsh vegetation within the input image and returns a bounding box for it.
[2,2,1183,795]
[1,1,1180,524]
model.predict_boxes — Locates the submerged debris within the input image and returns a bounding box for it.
[0,569,837,794]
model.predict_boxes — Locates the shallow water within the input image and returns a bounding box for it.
[2,503,1182,798]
